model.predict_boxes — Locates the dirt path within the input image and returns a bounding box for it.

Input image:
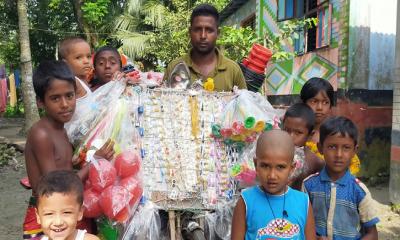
[0,118,399,239]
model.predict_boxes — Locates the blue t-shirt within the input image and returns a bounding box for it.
[242,186,309,240]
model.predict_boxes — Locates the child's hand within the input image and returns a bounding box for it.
[94,139,115,161]
[112,71,125,82]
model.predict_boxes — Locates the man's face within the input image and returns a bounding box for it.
[189,15,219,54]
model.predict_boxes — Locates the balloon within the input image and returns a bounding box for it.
[114,206,130,223]
[83,188,102,218]
[99,185,132,221]
[89,159,117,192]
[114,150,141,178]
[120,176,143,206]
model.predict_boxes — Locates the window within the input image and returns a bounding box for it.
[278,0,331,53]
[277,0,305,21]
[241,13,256,30]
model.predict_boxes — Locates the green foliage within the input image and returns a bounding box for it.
[391,204,400,215]
[3,104,24,118]
[264,18,318,62]
[217,26,260,62]
[116,0,230,68]
[82,0,110,26]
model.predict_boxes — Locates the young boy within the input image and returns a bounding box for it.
[35,170,99,240]
[23,61,114,239]
[231,130,316,240]
[282,103,325,190]
[303,116,379,239]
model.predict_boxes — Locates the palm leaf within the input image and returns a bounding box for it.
[114,30,152,58]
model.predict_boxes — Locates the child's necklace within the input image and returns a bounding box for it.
[262,186,288,231]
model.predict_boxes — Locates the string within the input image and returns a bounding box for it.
[263,186,287,231]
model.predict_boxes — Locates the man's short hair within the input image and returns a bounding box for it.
[283,103,316,133]
[320,116,358,146]
[57,37,87,60]
[33,60,76,101]
[36,170,84,207]
[190,3,219,26]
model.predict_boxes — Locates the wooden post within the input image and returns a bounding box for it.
[169,210,176,240]
[176,212,181,240]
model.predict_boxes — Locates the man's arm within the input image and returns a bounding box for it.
[231,197,246,240]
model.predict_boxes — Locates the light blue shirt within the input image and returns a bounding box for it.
[242,186,309,240]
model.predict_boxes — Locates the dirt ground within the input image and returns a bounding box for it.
[1,118,399,239]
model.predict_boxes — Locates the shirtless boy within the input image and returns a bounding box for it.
[23,61,113,239]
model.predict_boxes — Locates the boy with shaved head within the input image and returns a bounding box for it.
[231,130,316,240]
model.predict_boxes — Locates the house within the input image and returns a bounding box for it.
[220,0,397,185]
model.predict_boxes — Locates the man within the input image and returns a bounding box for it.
[163,4,247,92]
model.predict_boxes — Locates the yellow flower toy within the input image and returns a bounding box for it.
[305,141,360,175]
[204,78,214,91]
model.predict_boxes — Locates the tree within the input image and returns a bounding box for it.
[115,0,230,69]
[17,0,39,131]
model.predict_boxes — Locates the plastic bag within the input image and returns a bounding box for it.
[77,96,143,223]
[122,201,161,240]
[83,188,102,218]
[166,62,190,89]
[65,80,126,147]
[204,200,236,240]
[89,158,117,192]
[100,185,132,222]
[211,89,280,148]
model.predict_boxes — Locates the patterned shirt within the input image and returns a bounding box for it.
[303,168,379,239]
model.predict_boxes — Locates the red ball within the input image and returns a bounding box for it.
[120,176,143,206]
[84,179,92,190]
[89,159,117,192]
[114,206,130,223]
[114,150,141,178]
[99,185,132,221]
[83,188,102,218]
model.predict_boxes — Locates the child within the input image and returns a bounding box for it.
[231,130,316,240]
[58,37,93,99]
[35,170,99,240]
[303,116,379,239]
[58,37,95,136]
[282,103,324,190]
[90,46,123,91]
[23,61,114,239]
[300,77,334,143]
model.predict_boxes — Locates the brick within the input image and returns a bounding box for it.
[391,145,400,162]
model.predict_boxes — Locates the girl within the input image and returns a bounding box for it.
[300,77,334,143]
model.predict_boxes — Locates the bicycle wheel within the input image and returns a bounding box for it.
[191,229,206,240]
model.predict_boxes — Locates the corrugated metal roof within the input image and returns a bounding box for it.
[220,0,250,23]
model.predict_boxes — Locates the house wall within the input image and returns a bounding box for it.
[222,0,257,28]
[347,0,397,90]
[220,0,395,179]
[260,0,344,95]
[390,0,400,204]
